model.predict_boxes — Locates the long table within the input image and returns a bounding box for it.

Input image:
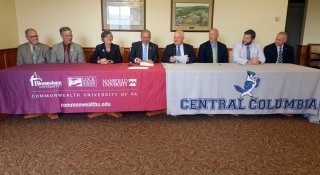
[0,63,166,114]
[163,63,320,123]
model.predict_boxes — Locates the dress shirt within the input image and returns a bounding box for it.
[233,42,266,64]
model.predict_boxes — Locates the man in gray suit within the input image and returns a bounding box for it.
[50,27,85,63]
[17,28,50,65]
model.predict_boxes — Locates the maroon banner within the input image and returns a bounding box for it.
[0,63,166,114]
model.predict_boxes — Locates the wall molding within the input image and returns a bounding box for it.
[0,46,308,69]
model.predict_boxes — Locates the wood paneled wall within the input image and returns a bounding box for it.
[297,45,308,66]
[0,48,17,69]
[0,46,309,70]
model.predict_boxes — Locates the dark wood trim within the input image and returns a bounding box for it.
[0,113,8,122]
[0,48,17,69]
[0,46,308,70]
[297,45,308,66]
[306,44,320,68]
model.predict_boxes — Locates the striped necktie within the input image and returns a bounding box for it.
[278,47,283,63]
[64,46,70,63]
[176,46,181,56]
[32,45,37,64]
[246,45,250,60]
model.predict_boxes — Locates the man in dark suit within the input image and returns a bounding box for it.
[162,30,196,63]
[264,32,294,64]
[198,28,228,63]
[129,30,159,63]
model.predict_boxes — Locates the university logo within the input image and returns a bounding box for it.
[68,76,97,87]
[234,70,261,98]
[30,72,42,86]
[29,72,62,88]
[102,79,137,87]
[128,79,137,86]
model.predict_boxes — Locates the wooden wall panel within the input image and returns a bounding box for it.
[83,47,95,63]
[5,49,17,68]
[0,46,308,69]
[297,45,308,66]
[0,48,17,69]
[0,52,5,70]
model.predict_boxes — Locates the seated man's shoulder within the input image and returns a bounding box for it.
[184,43,194,48]
[38,43,49,49]
[165,43,174,48]
[285,43,294,50]
[149,42,158,47]
[218,41,227,48]
[132,41,141,46]
[199,41,209,48]
[253,42,262,48]
[17,42,28,49]
[72,42,82,47]
[264,43,274,48]
[51,42,61,49]
[234,42,242,46]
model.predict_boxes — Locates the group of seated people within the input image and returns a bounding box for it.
[17,27,294,66]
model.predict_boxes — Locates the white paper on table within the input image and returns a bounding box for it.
[128,66,150,70]
[140,62,154,67]
[174,55,188,63]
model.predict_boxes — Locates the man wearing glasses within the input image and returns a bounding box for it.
[17,28,50,65]
[50,26,85,63]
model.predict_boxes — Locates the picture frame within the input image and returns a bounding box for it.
[101,0,146,31]
[171,0,214,32]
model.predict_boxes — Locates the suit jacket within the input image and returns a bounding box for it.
[17,43,50,65]
[198,41,228,63]
[128,41,159,63]
[264,43,294,63]
[90,43,123,63]
[162,43,196,63]
[50,42,86,63]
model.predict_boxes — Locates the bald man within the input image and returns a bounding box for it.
[162,30,196,63]
[198,28,228,63]
[17,28,50,65]
[264,32,294,63]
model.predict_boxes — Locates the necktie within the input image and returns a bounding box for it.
[64,46,70,63]
[246,45,250,60]
[143,44,148,61]
[176,46,181,56]
[278,47,283,63]
[212,45,217,63]
[32,45,37,64]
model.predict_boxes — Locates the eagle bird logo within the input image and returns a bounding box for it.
[234,70,261,98]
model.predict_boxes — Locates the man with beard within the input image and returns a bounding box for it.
[233,29,265,65]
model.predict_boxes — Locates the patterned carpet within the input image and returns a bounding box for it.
[0,113,320,175]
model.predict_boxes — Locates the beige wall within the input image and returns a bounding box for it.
[14,0,288,48]
[0,0,19,49]
[302,0,320,44]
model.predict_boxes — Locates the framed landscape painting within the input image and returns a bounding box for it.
[101,0,146,31]
[171,0,213,32]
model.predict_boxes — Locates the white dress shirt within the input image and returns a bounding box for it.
[233,42,266,64]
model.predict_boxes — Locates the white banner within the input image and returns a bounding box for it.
[164,63,320,123]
